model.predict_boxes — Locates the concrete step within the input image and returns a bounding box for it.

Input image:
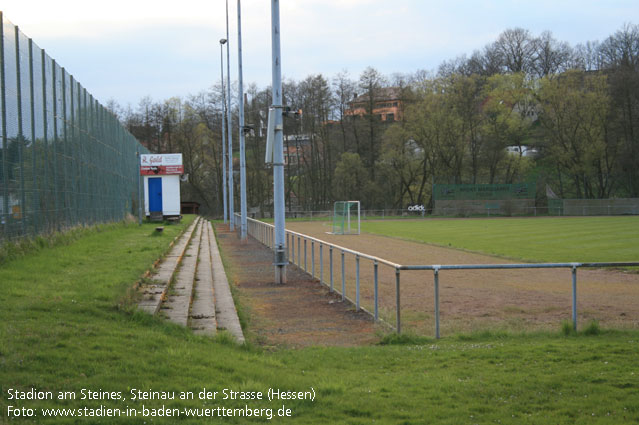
[139,216,244,344]
[138,217,200,314]
[189,222,217,335]
[162,219,203,326]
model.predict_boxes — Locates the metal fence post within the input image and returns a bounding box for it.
[329,246,334,292]
[319,243,323,285]
[311,241,315,278]
[41,49,50,230]
[374,261,379,321]
[52,61,60,230]
[395,268,401,334]
[341,250,345,301]
[28,38,38,235]
[304,238,307,272]
[297,236,301,267]
[434,267,440,339]
[290,232,294,264]
[15,26,26,237]
[0,12,8,236]
[572,265,578,332]
[355,255,360,311]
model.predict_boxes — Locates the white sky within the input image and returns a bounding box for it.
[2,0,637,106]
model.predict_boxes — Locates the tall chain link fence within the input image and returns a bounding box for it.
[1,13,148,243]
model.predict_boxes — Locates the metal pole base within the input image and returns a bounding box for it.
[274,247,287,284]
[275,265,287,284]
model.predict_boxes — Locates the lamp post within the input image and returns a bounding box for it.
[225,0,234,230]
[271,0,287,283]
[237,0,247,240]
[219,38,228,224]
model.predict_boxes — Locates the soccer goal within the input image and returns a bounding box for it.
[331,201,360,235]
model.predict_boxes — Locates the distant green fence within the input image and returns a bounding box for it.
[1,13,148,242]
[433,183,536,200]
[433,183,536,216]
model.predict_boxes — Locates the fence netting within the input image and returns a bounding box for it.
[1,13,148,242]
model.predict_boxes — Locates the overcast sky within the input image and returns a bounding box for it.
[2,1,637,106]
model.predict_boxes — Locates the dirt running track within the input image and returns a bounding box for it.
[214,224,379,347]
[285,221,639,336]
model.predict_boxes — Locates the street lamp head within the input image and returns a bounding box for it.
[220,38,227,45]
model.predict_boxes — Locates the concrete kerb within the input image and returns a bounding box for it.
[209,221,245,344]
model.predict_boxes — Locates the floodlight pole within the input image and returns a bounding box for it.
[237,0,247,240]
[271,0,287,283]
[225,0,234,230]
[219,39,228,224]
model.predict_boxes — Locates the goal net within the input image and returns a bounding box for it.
[332,201,360,235]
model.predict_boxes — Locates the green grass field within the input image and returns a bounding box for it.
[361,216,639,263]
[1,219,639,423]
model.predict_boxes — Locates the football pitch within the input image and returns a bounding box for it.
[285,216,639,335]
[360,216,639,263]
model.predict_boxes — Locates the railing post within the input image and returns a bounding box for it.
[329,246,334,292]
[341,250,345,301]
[291,233,295,264]
[572,265,578,332]
[395,268,401,334]
[311,241,315,278]
[355,255,360,311]
[374,261,379,321]
[434,267,440,339]
[319,244,323,285]
[297,236,301,268]
[290,232,294,264]
[304,239,307,272]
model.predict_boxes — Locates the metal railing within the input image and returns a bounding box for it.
[245,214,399,327]
[241,214,639,338]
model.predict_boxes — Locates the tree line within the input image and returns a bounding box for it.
[108,24,639,216]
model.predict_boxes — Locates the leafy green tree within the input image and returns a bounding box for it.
[333,152,368,202]
[481,73,536,183]
[538,70,617,198]
[598,23,639,196]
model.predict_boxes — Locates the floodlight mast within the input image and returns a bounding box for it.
[237,0,247,240]
[225,0,234,230]
[271,0,287,283]
[219,38,228,224]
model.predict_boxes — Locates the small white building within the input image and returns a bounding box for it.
[506,145,538,157]
[140,153,183,219]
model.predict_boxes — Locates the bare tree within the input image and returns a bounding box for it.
[493,28,538,74]
[534,31,573,77]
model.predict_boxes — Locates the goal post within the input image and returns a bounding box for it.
[332,201,360,235]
